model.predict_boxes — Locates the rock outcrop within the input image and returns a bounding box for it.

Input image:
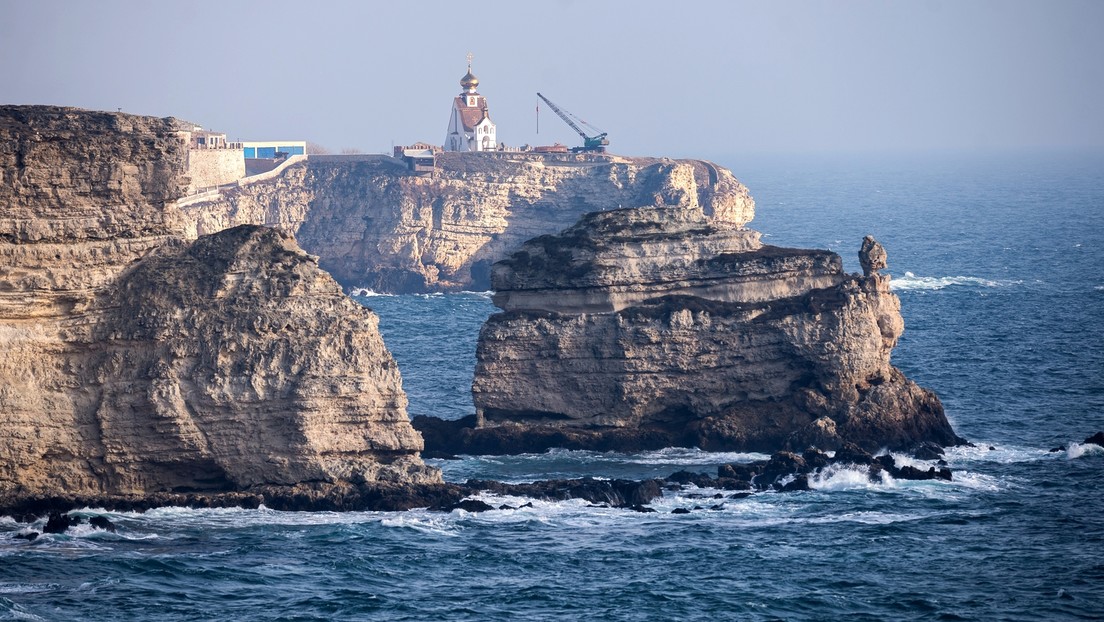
[436,205,962,455]
[179,152,754,293]
[0,105,438,507]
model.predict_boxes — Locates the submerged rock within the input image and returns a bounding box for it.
[430,205,963,456]
[437,499,496,513]
[89,516,117,533]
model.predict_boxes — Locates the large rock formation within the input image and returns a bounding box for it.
[179,152,754,293]
[436,205,962,455]
[0,105,437,506]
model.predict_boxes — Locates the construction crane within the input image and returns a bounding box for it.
[536,92,609,153]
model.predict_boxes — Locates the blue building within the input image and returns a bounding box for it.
[242,141,307,159]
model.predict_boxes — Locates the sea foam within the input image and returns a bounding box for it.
[1066,442,1104,459]
[348,288,393,297]
[890,271,1015,292]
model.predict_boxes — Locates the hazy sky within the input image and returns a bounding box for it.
[3,0,1102,159]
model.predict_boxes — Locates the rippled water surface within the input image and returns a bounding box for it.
[3,153,1103,620]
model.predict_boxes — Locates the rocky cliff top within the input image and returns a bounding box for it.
[0,105,189,243]
[180,149,756,293]
[490,206,842,314]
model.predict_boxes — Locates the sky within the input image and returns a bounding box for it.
[2,0,1103,160]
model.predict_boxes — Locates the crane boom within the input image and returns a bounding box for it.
[536,92,609,152]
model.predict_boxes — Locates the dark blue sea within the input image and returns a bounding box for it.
[3,152,1103,620]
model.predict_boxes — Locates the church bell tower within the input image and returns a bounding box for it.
[445,53,497,152]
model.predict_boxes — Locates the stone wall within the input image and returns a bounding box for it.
[186,147,245,192]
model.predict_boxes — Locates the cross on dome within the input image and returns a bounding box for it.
[461,52,479,92]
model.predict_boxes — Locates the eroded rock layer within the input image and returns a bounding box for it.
[180,153,754,293]
[0,105,437,503]
[459,206,962,454]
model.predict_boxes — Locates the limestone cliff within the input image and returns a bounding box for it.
[449,206,962,454]
[179,152,754,293]
[0,105,437,504]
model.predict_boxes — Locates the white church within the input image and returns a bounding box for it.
[445,55,497,152]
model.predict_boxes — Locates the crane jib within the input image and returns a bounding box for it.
[535,93,610,152]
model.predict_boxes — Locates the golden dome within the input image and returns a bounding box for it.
[461,70,479,90]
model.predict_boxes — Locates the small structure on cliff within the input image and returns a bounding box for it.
[179,125,246,194]
[241,140,308,176]
[445,53,497,152]
[393,142,440,173]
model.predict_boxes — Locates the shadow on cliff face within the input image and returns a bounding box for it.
[468,259,493,291]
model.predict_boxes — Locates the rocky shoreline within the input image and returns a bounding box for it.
[2,440,969,531]
[8,430,1104,532]
[9,430,1104,528]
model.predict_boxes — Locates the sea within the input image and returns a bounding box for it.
[2,151,1103,621]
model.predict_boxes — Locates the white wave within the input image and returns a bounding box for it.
[515,446,772,466]
[0,584,57,595]
[348,288,393,297]
[804,511,926,525]
[402,494,631,530]
[889,271,1016,292]
[942,443,1055,466]
[947,470,1004,492]
[1094,285,1104,291]
[804,460,1003,495]
[439,448,771,484]
[135,506,395,529]
[1067,442,1104,459]
[622,447,771,466]
[0,602,49,622]
[379,514,460,536]
[458,290,494,299]
[883,451,1005,493]
[809,463,895,491]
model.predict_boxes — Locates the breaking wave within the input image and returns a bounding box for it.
[348,288,393,297]
[1066,442,1104,459]
[890,271,1016,291]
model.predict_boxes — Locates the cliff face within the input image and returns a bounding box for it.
[0,106,436,501]
[179,153,754,293]
[462,206,961,454]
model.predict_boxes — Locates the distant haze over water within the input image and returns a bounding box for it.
[3,0,1103,156]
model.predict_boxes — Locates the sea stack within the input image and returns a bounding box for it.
[0,105,438,510]
[440,204,962,455]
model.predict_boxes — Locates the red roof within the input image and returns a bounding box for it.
[454,97,491,131]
